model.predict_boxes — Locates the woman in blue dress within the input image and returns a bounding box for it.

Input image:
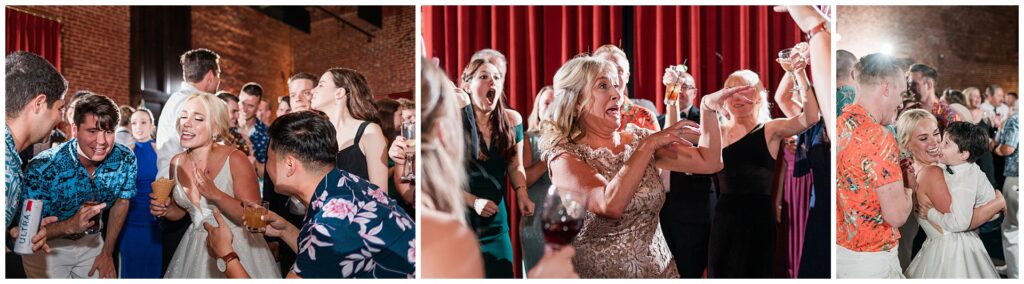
[120,108,162,278]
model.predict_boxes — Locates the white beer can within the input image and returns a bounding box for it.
[13,199,43,255]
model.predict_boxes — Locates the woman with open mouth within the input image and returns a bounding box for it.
[458,55,533,278]
[542,55,748,278]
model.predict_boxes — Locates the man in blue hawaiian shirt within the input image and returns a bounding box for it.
[206,111,415,278]
[238,82,270,177]
[22,94,137,278]
[5,52,67,273]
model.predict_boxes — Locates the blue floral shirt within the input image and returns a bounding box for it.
[24,139,137,221]
[292,168,416,278]
[998,112,1018,177]
[249,119,269,164]
[5,125,24,228]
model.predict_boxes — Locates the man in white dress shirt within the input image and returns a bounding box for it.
[981,84,1009,130]
[155,48,221,179]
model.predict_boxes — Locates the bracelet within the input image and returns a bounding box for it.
[805,20,829,41]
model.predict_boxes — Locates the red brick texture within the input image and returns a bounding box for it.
[10,6,416,109]
[12,6,132,105]
[838,6,1019,93]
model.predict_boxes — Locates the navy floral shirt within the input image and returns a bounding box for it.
[999,112,1019,177]
[5,125,24,228]
[24,139,137,221]
[292,168,416,278]
[249,119,269,164]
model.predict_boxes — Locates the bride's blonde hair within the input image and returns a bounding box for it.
[539,55,619,152]
[420,57,467,221]
[176,92,237,148]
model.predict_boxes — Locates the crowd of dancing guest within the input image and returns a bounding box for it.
[5,48,417,278]
[419,5,832,279]
[836,50,1017,279]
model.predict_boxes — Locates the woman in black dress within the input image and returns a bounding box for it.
[310,68,388,189]
[708,66,819,278]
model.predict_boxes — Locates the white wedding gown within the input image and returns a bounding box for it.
[164,160,281,278]
[906,163,999,278]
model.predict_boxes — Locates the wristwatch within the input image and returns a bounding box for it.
[217,251,239,273]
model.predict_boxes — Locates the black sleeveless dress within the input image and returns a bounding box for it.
[336,121,371,180]
[708,124,777,278]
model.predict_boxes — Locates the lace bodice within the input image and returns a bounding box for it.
[546,126,677,278]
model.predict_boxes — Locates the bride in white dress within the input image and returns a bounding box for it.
[905,124,1006,278]
[151,93,280,278]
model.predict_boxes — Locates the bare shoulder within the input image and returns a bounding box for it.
[504,109,523,125]
[422,210,483,278]
[360,121,384,135]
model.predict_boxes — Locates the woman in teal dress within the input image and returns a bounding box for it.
[521,86,554,271]
[459,57,533,278]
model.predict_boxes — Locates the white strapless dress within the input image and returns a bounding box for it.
[164,160,280,278]
[906,163,999,278]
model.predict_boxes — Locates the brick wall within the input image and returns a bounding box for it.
[838,6,1019,93]
[191,6,295,107]
[292,6,416,100]
[10,6,415,112]
[12,6,132,105]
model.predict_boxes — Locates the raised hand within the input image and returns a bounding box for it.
[773,6,827,32]
[389,136,409,165]
[701,85,755,112]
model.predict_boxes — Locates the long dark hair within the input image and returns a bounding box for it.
[327,68,380,124]
[461,58,516,161]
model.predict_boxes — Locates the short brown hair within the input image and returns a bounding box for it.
[180,48,220,83]
[74,94,121,131]
[288,72,317,84]
[240,82,264,99]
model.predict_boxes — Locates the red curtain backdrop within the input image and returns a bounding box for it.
[422,6,622,278]
[633,6,803,116]
[6,8,62,70]
[422,6,806,278]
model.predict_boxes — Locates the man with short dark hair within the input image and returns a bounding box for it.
[205,111,415,278]
[5,52,66,263]
[837,53,912,278]
[23,94,137,278]
[238,82,270,176]
[908,63,959,129]
[287,73,316,112]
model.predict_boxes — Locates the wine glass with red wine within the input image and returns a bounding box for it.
[540,186,589,249]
